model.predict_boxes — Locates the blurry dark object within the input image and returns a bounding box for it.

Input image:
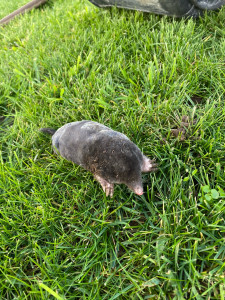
[191,95,204,104]
[171,115,197,141]
[88,0,225,17]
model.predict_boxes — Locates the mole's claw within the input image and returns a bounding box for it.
[151,163,158,168]
[109,185,114,198]
[105,183,114,197]
[150,159,156,163]
[142,156,158,173]
[105,187,110,197]
[149,167,158,172]
[95,175,114,197]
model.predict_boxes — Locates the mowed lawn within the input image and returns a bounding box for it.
[0,0,29,20]
[0,0,225,299]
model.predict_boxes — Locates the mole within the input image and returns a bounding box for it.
[40,120,157,197]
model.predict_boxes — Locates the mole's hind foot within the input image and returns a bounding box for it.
[142,157,158,173]
[94,175,114,197]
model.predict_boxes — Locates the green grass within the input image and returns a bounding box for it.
[0,0,225,298]
[0,0,30,20]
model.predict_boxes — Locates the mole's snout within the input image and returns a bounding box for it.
[132,186,144,196]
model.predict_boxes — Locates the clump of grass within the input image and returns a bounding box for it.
[0,0,225,298]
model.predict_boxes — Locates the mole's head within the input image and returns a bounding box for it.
[114,152,144,196]
[127,181,143,195]
[123,172,143,196]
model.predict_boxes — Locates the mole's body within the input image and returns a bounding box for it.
[40,121,157,197]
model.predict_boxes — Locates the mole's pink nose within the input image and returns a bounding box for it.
[136,191,143,195]
[133,187,143,195]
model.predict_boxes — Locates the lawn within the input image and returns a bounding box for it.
[0,0,225,299]
[0,0,29,20]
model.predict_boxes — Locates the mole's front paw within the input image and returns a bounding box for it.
[94,175,114,197]
[142,157,158,173]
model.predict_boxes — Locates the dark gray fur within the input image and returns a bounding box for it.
[40,128,57,136]
[40,120,157,196]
